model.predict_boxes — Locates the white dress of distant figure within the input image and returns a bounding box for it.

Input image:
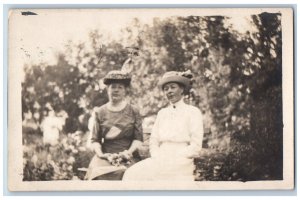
[41,110,67,146]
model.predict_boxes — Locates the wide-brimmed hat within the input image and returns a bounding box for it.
[103,70,131,86]
[158,71,192,89]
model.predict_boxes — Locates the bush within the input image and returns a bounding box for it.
[23,130,93,181]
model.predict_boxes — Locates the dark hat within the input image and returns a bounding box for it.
[103,70,131,86]
[158,71,192,89]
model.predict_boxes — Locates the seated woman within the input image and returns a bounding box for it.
[123,71,204,181]
[86,70,143,180]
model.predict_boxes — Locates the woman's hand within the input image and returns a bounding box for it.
[118,150,132,161]
[104,153,119,162]
[96,152,110,159]
[91,142,106,158]
[127,140,142,156]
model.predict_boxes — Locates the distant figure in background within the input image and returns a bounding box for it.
[41,110,66,146]
[86,70,143,180]
[123,71,204,181]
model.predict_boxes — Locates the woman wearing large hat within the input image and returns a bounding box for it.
[123,71,204,181]
[85,70,143,180]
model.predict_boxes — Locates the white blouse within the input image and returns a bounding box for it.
[149,99,204,159]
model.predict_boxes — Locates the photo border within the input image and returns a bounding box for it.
[3,3,297,196]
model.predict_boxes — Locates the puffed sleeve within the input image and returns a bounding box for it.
[149,111,161,158]
[90,108,102,144]
[181,107,204,158]
[132,106,143,142]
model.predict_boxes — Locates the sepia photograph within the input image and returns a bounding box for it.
[8,8,294,191]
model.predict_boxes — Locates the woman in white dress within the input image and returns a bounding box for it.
[123,71,204,181]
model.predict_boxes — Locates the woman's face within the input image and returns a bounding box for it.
[163,82,184,104]
[107,83,126,103]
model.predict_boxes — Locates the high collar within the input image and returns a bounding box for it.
[107,100,127,112]
[169,98,185,109]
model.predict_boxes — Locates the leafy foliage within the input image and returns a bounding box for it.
[23,131,93,181]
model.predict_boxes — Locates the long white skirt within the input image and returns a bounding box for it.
[123,142,195,181]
